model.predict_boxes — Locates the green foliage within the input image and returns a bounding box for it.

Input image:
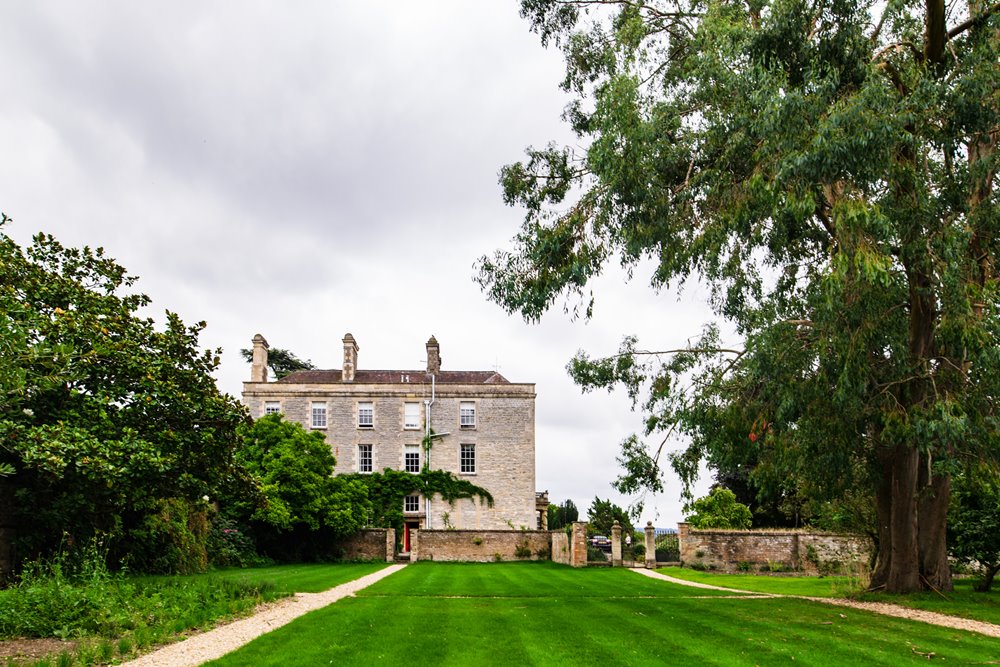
[235,414,370,560]
[239,346,315,380]
[0,216,251,569]
[343,468,493,536]
[546,498,579,529]
[685,487,753,530]
[0,538,280,642]
[948,465,1000,592]
[206,516,266,568]
[479,1,1000,592]
[586,496,634,538]
[655,533,680,561]
[127,497,210,574]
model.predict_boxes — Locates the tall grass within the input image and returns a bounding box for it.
[0,540,285,665]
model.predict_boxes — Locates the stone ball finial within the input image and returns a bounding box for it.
[646,521,653,527]
[613,520,620,526]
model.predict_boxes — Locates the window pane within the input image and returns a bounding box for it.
[311,403,327,428]
[404,494,419,512]
[264,401,280,415]
[404,445,420,473]
[358,402,374,427]
[460,402,475,427]
[404,402,420,429]
[358,444,372,473]
[460,444,476,474]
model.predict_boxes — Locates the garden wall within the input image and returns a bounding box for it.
[411,529,552,562]
[551,531,570,565]
[337,528,396,562]
[677,523,871,574]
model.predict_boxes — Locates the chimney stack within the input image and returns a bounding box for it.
[250,334,269,382]
[343,333,359,382]
[426,335,441,374]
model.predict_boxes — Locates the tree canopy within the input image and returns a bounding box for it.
[478,1,999,593]
[239,347,316,380]
[685,487,753,529]
[0,215,250,565]
[587,496,634,538]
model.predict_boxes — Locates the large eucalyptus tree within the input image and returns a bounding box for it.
[479,0,998,593]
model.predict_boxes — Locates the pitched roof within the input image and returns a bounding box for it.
[277,369,510,385]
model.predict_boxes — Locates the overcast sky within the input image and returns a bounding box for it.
[0,1,716,527]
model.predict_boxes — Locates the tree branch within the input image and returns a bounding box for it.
[947,2,1000,39]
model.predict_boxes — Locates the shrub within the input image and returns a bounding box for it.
[586,546,607,562]
[737,561,753,572]
[127,498,210,574]
[207,516,265,568]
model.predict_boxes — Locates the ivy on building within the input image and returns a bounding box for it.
[342,468,494,534]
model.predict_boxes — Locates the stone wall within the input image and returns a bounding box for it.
[551,531,570,565]
[410,529,552,562]
[337,528,396,562]
[677,523,871,574]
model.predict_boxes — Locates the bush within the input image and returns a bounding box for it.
[127,498,210,574]
[587,546,607,562]
[207,516,265,568]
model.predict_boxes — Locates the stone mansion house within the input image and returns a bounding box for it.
[241,333,541,546]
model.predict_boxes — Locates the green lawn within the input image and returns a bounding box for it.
[657,566,861,597]
[207,562,1000,666]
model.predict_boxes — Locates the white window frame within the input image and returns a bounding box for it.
[460,401,476,429]
[460,443,476,474]
[404,494,420,513]
[358,444,373,474]
[264,401,281,416]
[358,401,374,428]
[403,402,421,430]
[311,402,327,429]
[404,444,420,473]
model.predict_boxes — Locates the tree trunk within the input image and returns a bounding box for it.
[886,444,922,593]
[976,564,1000,592]
[869,450,895,590]
[917,457,953,591]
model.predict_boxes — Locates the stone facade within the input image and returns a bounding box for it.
[410,529,551,562]
[677,523,872,574]
[241,333,537,533]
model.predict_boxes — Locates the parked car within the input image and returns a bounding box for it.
[590,535,611,549]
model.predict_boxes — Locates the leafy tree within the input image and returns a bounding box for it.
[586,496,633,538]
[547,498,580,529]
[236,414,370,559]
[239,347,315,380]
[948,464,1000,592]
[685,487,753,530]
[478,1,999,593]
[0,215,250,569]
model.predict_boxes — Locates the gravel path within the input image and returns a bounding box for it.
[120,563,406,667]
[633,568,1000,638]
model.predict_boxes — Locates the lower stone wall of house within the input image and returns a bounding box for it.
[412,530,552,562]
[677,523,871,574]
[337,528,395,562]
[551,531,570,565]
